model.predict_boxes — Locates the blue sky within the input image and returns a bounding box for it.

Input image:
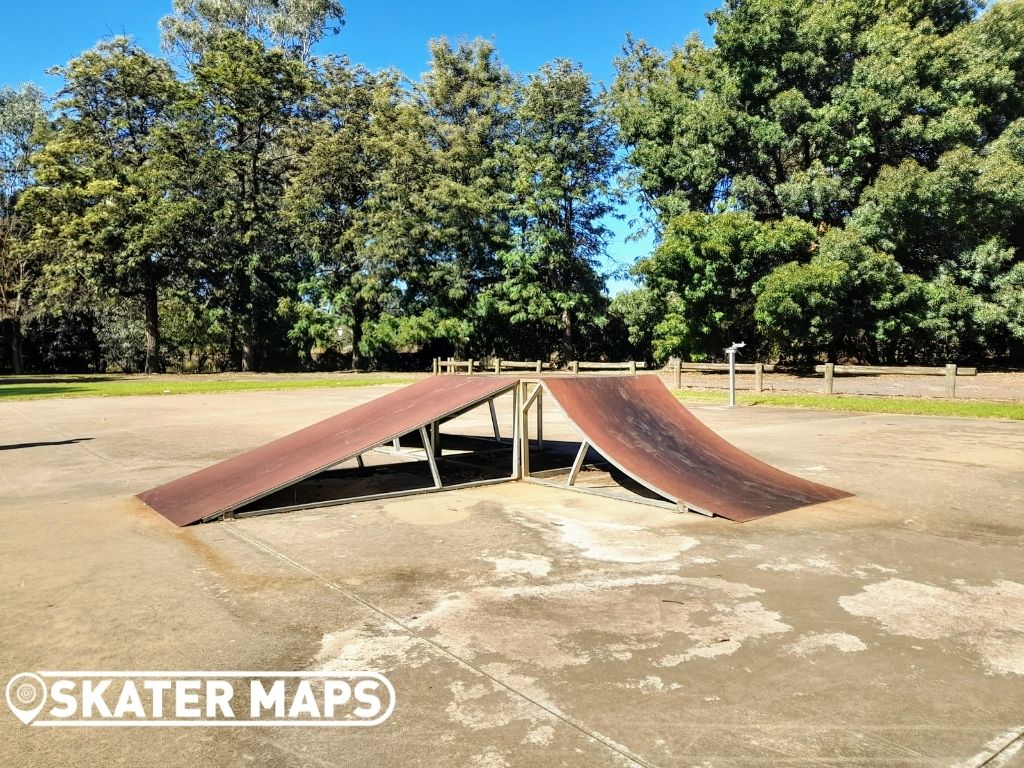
[0,0,720,293]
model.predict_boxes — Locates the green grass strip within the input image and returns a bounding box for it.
[0,375,414,401]
[674,387,1024,420]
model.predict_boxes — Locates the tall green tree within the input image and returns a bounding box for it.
[0,84,46,374]
[21,39,182,373]
[284,60,411,368]
[412,38,517,355]
[175,30,312,370]
[485,59,617,359]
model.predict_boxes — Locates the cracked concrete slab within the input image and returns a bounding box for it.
[1,386,1022,766]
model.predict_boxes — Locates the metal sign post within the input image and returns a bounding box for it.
[725,342,745,407]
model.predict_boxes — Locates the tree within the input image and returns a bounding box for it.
[485,60,617,360]
[20,39,182,373]
[0,84,46,374]
[412,38,517,356]
[161,0,345,61]
[174,30,312,370]
[612,0,1024,363]
[284,60,408,368]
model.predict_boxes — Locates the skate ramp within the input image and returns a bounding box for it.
[540,376,850,521]
[138,376,518,525]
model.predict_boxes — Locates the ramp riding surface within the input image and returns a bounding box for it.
[541,375,850,521]
[138,376,518,525]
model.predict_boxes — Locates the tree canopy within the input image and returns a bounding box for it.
[1,0,1021,374]
[612,0,1024,364]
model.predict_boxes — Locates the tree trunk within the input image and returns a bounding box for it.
[9,319,24,375]
[240,325,256,372]
[561,308,574,361]
[350,304,363,371]
[143,266,162,374]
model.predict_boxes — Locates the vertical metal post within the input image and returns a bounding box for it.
[754,362,764,393]
[510,386,520,479]
[519,381,530,478]
[431,421,441,457]
[536,387,544,449]
[355,454,365,468]
[724,341,745,407]
[823,363,835,395]
[945,363,957,398]
[728,349,737,407]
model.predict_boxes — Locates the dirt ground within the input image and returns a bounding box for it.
[1,385,1022,767]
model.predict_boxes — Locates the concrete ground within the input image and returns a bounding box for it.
[1,385,1022,767]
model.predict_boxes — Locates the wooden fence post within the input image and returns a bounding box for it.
[468,359,474,376]
[945,363,957,398]
[823,363,835,395]
[571,361,579,374]
[432,357,438,375]
[494,358,501,374]
[754,362,764,393]
[629,360,637,374]
[535,360,542,373]
[673,359,682,390]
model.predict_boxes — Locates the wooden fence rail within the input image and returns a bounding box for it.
[816,363,974,397]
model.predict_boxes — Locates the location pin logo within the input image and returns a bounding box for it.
[6,673,48,725]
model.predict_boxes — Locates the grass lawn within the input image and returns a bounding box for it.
[675,387,1024,420]
[0,374,415,401]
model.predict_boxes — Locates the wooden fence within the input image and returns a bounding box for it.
[433,357,977,398]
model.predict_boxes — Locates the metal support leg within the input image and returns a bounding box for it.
[567,441,589,487]
[356,454,365,468]
[419,426,442,489]
[431,421,441,457]
[393,437,401,452]
[489,399,501,442]
[536,388,544,450]
[510,387,520,479]
[519,382,532,478]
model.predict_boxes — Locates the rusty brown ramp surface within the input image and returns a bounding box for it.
[139,376,518,526]
[540,376,850,521]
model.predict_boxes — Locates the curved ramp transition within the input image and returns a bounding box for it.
[540,376,850,521]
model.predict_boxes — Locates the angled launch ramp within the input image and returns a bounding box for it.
[538,376,850,521]
[138,376,518,525]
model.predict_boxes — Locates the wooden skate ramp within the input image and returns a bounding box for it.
[138,376,518,526]
[540,376,850,521]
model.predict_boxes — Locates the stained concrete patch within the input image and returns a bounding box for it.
[517,511,700,563]
[840,578,1024,675]
[786,632,867,656]
[315,627,432,671]
[481,553,551,578]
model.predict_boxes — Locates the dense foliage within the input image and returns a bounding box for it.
[0,0,618,372]
[2,0,1022,373]
[612,0,1024,364]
